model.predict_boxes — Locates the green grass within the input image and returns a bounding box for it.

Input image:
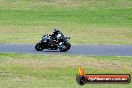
[0,1,132,88]
[0,53,132,88]
[0,0,132,44]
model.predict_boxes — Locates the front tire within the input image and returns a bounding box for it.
[59,42,71,52]
[35,43,44,51]
[65,42,71,50]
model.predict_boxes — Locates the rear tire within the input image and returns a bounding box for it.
[35,43,44,51]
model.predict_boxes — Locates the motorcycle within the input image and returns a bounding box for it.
[35,33,71,52]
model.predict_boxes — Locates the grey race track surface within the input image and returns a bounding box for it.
[0,44,132,56]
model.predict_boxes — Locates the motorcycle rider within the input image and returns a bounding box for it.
[50,28,64,41]
[35,28,71,52]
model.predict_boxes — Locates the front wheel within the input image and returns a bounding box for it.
[35,43,44,51]
[59,42,71,52]
[65,42,71,50]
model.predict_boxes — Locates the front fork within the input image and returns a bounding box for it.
[59,42,66,49]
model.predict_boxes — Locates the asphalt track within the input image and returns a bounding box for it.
[0,44,132,56]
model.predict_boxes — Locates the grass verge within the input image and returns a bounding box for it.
[0,53,132,88]
[0,0,132,44]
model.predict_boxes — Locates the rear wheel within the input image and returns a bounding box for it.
[35,43,44,51]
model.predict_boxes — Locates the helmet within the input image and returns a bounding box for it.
[53,28,60,34]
